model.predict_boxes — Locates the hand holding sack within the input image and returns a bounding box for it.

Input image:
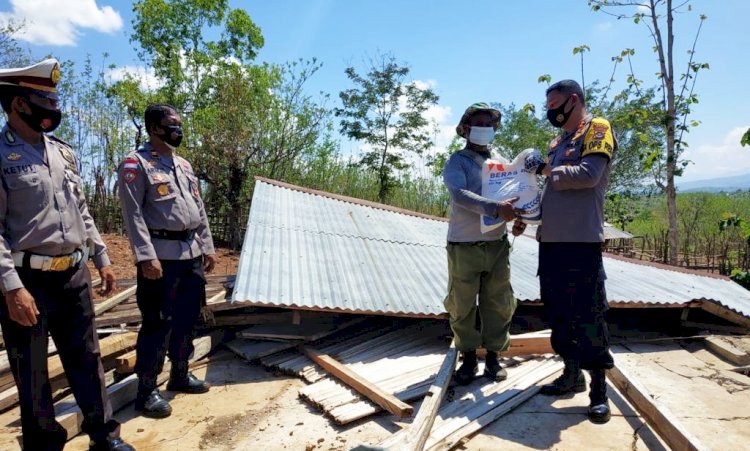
[480,148,544,233]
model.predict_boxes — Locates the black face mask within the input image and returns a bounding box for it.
[19,98,62,133]
[546,96,573,128]
[156,125,184,148]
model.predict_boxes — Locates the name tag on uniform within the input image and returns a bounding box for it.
[2,164,37,175]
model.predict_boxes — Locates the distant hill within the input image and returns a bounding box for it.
[677,173,750,193]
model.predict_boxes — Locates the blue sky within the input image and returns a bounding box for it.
[1,0,748,183]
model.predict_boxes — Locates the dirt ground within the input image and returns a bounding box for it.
[87,233,240,299]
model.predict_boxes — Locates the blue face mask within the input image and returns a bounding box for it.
[468,126,495,146]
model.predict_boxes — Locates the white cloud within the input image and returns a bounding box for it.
[0,0,122,46]
[106,65,162,90]
[680,126,750,182]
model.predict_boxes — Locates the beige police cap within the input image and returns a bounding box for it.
[0,58,61,99]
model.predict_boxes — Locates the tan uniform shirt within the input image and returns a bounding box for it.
[118,142,215,262]
[538,116,617,243]
[0,126,110,293]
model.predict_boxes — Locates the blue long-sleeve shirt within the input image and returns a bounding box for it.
[443,148,505,242]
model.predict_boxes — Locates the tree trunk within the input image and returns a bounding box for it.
[227,168,245,251]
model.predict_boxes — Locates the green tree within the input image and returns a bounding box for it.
[194,59,330,249]
[742,128,750,147]
[590,0,709,265]
[335,53,439,202]
[494,102,555,160]
[0,20,30,67]
[57,56,138,232]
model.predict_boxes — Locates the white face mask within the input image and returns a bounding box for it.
[468,126,495,146]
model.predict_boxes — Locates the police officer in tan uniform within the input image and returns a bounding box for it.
[118,104,216,419]
[0,59,134,450]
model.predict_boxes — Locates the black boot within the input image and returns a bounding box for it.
[587,369,611,424]
[135,384,172,418]
[454,351,478,385]
[167,362,210,394]
[89,437,136,451]
[540,359,586,395]
[483,351,508,382]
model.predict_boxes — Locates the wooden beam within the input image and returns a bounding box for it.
[95,311,142,328]
[700,300,750,328]
[94,285,138,316]
[704,336,750,365]
[608,349,709,451]
[682,321,750,334]
[225,338,301,361]
[302,346,413,418]
[476,331,553,358]
[115,350,138,374]
[383,340,457,451]
[0,332,137,412]
[238,317,365,341]
[207,311,296,328]
[54,330,227,440]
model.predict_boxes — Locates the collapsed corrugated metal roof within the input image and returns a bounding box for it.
[231,178,750,320]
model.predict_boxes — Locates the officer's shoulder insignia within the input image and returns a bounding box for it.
[4,130,16,144]
[121,156,140,184]
[582,117,614,159]
[48,135,77,164]
[548,136,561,150]
[6,152,22,161]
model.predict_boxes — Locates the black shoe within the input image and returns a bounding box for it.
[540,369,586,395]
[89,437,136,451]
[454,351,478,385]
[134,389,172,418]
[483,351,508,382]
[167,372,210,394]
[588,401,611,424]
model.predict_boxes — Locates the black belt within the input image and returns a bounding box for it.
[448,235,508,246]
[149,229,197,241]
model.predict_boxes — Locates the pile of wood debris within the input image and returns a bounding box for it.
[1,274,749,450]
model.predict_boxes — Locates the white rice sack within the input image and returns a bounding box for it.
[480,148,544,233]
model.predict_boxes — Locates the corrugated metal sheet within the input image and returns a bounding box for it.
[232,179,750,320]
[522,223,634,241]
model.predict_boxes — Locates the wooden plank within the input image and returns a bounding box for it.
[95,311,142,328]
[208,312,296,327]
[608,348,709,451]
[55,330,226,440]
[225,338,301,361]
[115,350,137,374]
[682,321,750,334]
[302,346,413,418]
[704,336,750,365]
[0,332,137,412]
[238,317,365,341]
[94,285,137,316]
[383,340,457,451]
[700,300,750,328]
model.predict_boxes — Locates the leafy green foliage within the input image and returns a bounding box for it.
[0,20,31,67]
[742,128,750,147]
[335,53,439,202]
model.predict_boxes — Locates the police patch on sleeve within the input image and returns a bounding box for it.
[122,156,139,184]
[582,117,614,160]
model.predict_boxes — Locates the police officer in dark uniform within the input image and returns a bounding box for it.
[535,79,616,424]
[118,104,216,419]
[0,59,134,450]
